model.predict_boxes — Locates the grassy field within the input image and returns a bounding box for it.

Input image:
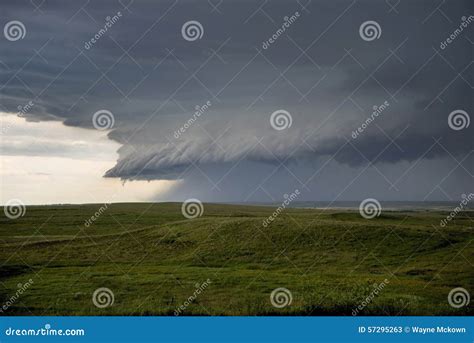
[0,203,473,316]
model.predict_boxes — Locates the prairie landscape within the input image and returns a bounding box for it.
[1,203,473,316]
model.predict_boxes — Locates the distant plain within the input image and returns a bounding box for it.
[1,203,473,315]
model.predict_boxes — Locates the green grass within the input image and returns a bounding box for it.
[0,203,473,315]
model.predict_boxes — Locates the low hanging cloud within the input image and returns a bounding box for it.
[0,0,472,201]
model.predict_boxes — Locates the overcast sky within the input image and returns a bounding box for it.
[0,0,472,204]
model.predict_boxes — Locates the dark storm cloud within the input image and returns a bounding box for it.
[0,0,472,200]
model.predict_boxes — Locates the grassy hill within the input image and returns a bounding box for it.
[0,203,473,315]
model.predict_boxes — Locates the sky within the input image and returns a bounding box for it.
[0,0,472,204]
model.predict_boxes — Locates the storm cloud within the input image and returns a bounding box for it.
[1,0,472,202]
